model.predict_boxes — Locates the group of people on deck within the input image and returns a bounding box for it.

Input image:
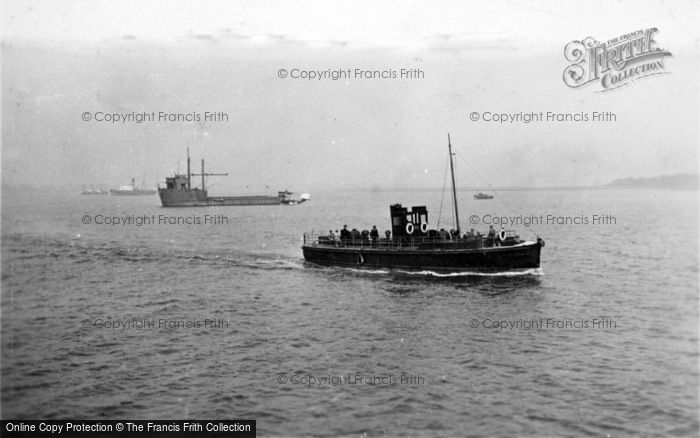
[326,224,507,245]
[329,225,383,243]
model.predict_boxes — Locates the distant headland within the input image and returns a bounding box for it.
[605,173,699,190]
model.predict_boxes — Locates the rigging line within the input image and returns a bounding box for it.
[436,154,450,229]
[455,153,546,239]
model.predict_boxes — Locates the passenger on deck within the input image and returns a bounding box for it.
[335,230,342,246]
[329,230,336,241]
[361,229,370,241]
[340,225,350,240]
[370,225,379,243]
[487,226,496,246]
[475,231,483,248]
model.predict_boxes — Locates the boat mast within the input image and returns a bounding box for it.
[191,162,228,191]
[448,134,461,234]
[187,147,191,189]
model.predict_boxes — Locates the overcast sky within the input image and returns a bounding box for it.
[2,0,699,191]
[3,0,698,47]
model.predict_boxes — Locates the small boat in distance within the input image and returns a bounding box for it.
[158,149,310,207]
[109,179,157,196]
[80,185,108,195]
[302,135,544,273]
[474,192,494,200]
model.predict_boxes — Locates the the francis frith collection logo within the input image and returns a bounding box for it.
[563,28,672,92]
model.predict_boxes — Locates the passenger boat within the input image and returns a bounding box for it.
[301,135,544,273]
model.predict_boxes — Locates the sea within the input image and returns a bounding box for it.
[1,188,698,437]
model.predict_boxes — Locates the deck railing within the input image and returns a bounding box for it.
[303,231,519,249]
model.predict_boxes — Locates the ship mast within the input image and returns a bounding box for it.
[448,134,461,234]
[190,159,228,191]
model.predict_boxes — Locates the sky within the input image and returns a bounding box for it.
[3,0,697,47]
[2,0,699,192]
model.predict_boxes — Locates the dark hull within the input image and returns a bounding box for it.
[302,241,542,272]
[158,189,306,207]
[163,197,285,207]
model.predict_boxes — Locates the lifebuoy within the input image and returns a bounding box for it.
[406,223,414,235]
[498,229,507,241]
[420,222,428,233]
[358,253,364,265]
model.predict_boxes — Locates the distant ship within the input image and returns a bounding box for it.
[158,150,310,207]
[302,135,544,273]
[474,192,494,200]
[110,179,157,196]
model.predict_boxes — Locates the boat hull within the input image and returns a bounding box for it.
[302,241,542,272]
[159,189,308,207]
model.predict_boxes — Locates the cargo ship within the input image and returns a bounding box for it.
[109,179,157,196]
[158,150,310,207]
[302,135,543,273]
[474,192,494,200]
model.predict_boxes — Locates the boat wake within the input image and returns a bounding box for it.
[244,257,306,271]
[398,268,544,277]
[183,253,306,272]
[317,264,544,277]
[6,234,309,274]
